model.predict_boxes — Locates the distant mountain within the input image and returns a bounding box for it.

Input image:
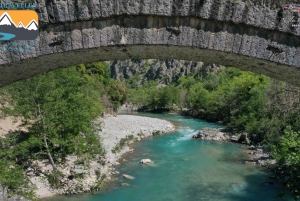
[108,59,224,85]
[17,22,24,28]
[0,13,16,26]
[26,20,38,30]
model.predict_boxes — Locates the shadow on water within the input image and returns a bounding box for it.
[212,144,294,201]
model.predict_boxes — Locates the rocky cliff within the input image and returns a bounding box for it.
[108,59,224,84]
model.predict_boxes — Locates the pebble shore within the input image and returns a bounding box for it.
[29,115,175,198]
[95,115,175,167]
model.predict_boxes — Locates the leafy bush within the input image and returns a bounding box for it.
[95,170,101,179]
[152,131,161,136]
[74,173,85,179]
[46,170,64,189]
[273,127,300,198]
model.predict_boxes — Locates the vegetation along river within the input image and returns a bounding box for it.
[47,113,292,201]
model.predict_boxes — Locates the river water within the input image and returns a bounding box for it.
[47,113,292,201]
[0,32,15,40]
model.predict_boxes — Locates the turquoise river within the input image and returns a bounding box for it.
[47,113,292,201]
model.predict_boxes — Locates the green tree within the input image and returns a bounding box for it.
[0,66,107,198]
[1,67,104,168]
[187,82,210,113]
[78,62,111,84]
[158,85,180,108]
[273,126,300,198]
[107,79,128,110]
[177,76,196,90]
[0,159,33,198]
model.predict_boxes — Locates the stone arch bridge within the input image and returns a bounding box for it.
[1,0,300,87]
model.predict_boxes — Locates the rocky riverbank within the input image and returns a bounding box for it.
[95,115,175,167]
[24,115,175,199]
[192,127,276,168]
[0,185,30,201]
[192,127,250,144]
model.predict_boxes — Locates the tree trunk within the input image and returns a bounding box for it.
[43,136,56,170]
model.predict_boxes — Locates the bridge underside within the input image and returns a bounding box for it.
[1,44,299,87]
[0,14,300,87]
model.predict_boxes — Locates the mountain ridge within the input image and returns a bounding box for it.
[0,13,16,27]
[108,59,224,85]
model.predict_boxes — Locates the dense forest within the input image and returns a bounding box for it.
[0,60,300,199]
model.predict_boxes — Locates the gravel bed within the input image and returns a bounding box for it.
[94,115,175,167]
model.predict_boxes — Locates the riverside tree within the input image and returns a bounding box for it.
[273,126,300,199]
[0,66,105,197]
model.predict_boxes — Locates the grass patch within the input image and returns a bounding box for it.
[98,159,106,166]
[152,130,161,136]
[74,173,85,179]
[90,179,103,192]
[45,170,64,189]
[137,131,144,137]
[95,170,101,179]
[111,135,134,153]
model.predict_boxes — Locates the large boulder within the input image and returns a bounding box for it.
[0,184,31,201]
[245,161,257,165]
[71,169,87,174]
[257,159,276,168]
[192,128,229,141]
[0,185,8,201]
[139,159,152,164]
[230,135,239,142]
[71,165,88,174]
[238,133,250,144]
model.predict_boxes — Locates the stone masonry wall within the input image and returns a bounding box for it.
[0,0,300,87]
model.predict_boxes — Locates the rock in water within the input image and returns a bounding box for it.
[230,136,238,142]
[193,127,228,141]
[140,159,152,164]
[121,183,130,187]
[122,174,135,180]
[245,161,256,165]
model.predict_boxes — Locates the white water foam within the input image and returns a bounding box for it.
[176,127,197,141]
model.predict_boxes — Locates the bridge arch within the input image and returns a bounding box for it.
[0,0,300,87]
